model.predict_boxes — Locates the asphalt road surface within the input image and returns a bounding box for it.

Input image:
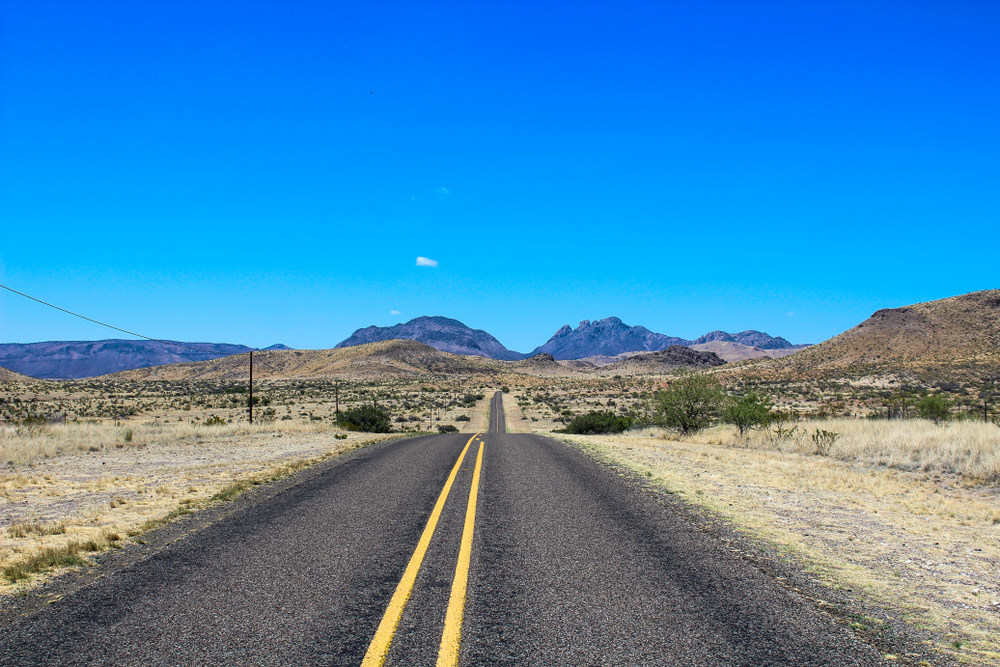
[0,392,883,666]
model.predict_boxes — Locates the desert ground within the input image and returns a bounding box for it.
[2,370,999,665]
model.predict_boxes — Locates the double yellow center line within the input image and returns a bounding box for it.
[361,433,485,667]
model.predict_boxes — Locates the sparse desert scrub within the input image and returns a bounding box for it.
[0,421,404,595]
[640,418,1000,483]
[559,430,1000,666]
[0,419,346,467]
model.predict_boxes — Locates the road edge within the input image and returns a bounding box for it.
[556,434,956,667]
[0,432,415,627]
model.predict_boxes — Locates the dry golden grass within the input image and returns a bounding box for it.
[663,418,1000,483]
[0,420,405,596]
[0,419,340,466]
[559,426,1000,666]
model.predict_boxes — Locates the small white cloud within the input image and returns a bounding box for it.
[787,312,795,317]
[416,257,438,267]
[390,310,401,315]
[437,187,449,195]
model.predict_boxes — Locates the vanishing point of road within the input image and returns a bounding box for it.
[0,392,883,666]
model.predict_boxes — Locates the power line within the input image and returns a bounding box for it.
[0,282,238,356]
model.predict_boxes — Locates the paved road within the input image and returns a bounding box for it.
[489,391,505,434]
[0,394,882,666]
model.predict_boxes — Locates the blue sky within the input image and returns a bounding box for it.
[2,1,997,354]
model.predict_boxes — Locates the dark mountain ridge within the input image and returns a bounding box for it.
[334,316,524,361]
[527,317,797,360]
[5,317,801,379]
[0,340,289,380]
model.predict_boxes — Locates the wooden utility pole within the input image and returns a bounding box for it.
[335,382,340,416]
[248,351,253,425]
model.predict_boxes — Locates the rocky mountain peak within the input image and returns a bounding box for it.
[334,316,524,361]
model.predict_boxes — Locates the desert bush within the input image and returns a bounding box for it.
[917,395,951,424]
[338,405,392,433]
[455,415,471,422]
[564,410,632,435]
[723,393,773,437]
[460,394,485,408]
[204,415,227,426]
[437,424,459,433]
[811,428,840,455]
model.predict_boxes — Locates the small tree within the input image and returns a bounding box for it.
[917,394,951,425]
[723,393,773,437]
[651,370,724,434]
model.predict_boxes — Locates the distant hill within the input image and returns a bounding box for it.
[509,352,581,377]
[0,364,31,383]
[108,339,733,382]
[528,317,799,360]
[601,346,727,374]
[692,330,795,350]
[689,341,811,363]
[335,316,524,361]
[528,318,690,360]
[116,340,503,381]
[757,289,1000,379]
[0,340,290,379]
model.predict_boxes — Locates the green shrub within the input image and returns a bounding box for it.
[460,394,485,407]
[723,393,773,437]
[204,415,227,426]
[564,410,632,435]
[649,370,724,434]
[338,405,392,433]
[437,424,459,433]
[917,395,951,424]
[455,415,471,422]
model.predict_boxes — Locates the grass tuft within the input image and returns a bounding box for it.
[1,534,116,583]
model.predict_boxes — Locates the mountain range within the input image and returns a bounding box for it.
[0,316,800,379]
[2,289,998,382]
[524,317,798,360]
[334,315,802,362]
[0,340,291,380]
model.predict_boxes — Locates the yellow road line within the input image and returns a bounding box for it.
[361,433,481,667]
[436,439,485,667]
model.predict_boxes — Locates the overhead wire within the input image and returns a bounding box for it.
[0,282,249,357]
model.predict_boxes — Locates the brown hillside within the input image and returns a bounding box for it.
[0,365,32,382]
[508,353,582,377]
[114,340,503,381]
[601,346,726,375]
[761,289,1000,379]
